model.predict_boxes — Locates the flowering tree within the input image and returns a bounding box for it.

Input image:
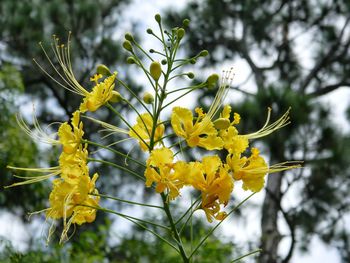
[6,14,300,262]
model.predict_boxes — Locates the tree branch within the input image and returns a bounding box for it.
[299,17,350,93]
[308,82,350,97]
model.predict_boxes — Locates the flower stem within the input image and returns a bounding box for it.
[90,192,163,209]
[230,248,262,262]
[189,193,256,259]
[88,158,145,181]
[161,193,189,263]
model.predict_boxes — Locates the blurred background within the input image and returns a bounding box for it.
[1,0,350,262]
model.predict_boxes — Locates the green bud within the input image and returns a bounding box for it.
[183,19,190,28]
[147,28,153,34]
[206,73,219,89]
[190,58,196,64]
[124,33,134,42]
[149,49,155,53]
[187,72,194,79]
[155,14,161,23]
[143,92,154,104]
[109,91,123,103]
[199,50,209,57]
[161,59,167,65]
[150,61,162,81]
[177,28,185,40]
[126,56,137,64]
[214,118,231,130]
[122,40,133,52]
[96,64,112,76]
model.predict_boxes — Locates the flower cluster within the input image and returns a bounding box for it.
[136,87,297,222]
[7,37,119,241]
[6,15,300,261]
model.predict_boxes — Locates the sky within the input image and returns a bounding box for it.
[1,0,349,262]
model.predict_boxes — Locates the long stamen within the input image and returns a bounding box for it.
[83,116,129,134]
[5,166,61,187]
[246,107,291,139]
[16,110,60,145]
[207,67,234,119]
[197,68,234,134]
[34,34,88,96]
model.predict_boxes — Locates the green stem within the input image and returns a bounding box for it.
[106,103,151,151]
[189,193,256,259]
[161,193,189,263]
[179,207,197,234]
[123,99,153,139]
[166,84,204,95]
[95,206,176,248]
[90,193,163,209]
[133,40,154,61]
[116,78,152,115]
[88,158,145,182]
[161,83,206,110]
[230,249,262,263]
[175,197,201,225]
[83,139,145,167]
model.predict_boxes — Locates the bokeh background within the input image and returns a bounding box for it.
[1,0,350,262]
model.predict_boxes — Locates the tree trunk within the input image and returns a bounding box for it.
[259,172,283,263]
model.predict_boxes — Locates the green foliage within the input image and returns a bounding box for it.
[0,64,48,212]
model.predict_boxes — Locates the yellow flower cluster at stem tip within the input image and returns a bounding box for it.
[7,111,100,243]
[140,103,300,221]
[7,17,301,261]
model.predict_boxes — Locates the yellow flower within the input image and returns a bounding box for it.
[46,173,99,243]
[79,72,117,113]
[71,196,99,225]
[144,148,183,199]
[59,153,89,184]
[173,161,202,186]
[201,195,227,223]
[219,107,292,154]
[129,113,164,151]
[192,156,233,204]
[183,155,233,222]
[171,107,223,150]
[226,148,268,192]
[34,35,117,113]
[58,111,84,154]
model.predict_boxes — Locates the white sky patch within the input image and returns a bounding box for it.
[0,211,30,252]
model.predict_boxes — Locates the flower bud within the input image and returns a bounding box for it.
[172,28,178,36]
[142,92,154,104]
[183,19,190,28]
[126,56,137,64]
[177,28,185,40]
[150,61,162,81]
[214,118,231,130]
[124,33,134,42]
[161,59,167,65]
[122,40,133,52]
[155,14,161,23]
[199,50,209,57]
[96,64,112,76]
[187,72,194,79]
[147,28,153,34]
[206,74,219,89]
[149,49,155,53]
[109,91,123,103]
[190,58,196,64]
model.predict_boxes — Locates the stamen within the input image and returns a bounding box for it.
[34,34,88,96]
[247,107,291,139]
[16,106,60,145]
